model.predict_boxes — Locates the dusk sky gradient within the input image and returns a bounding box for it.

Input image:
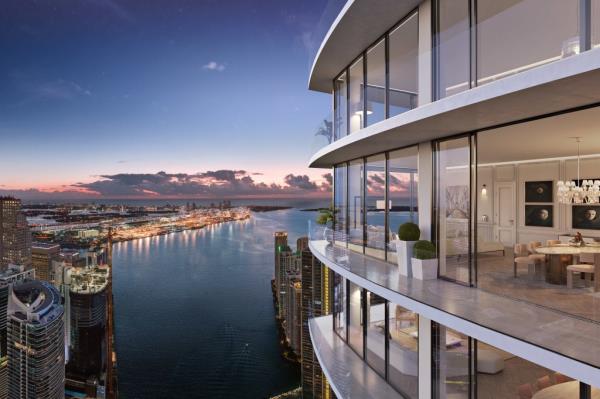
[0,0,343,199]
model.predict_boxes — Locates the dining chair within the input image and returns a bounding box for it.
[528,241,546,280]
[546,239,562,246]
[567,264,595,289]
[537,375,552,390]
[517,383,534,399]
[554,372,573,384]
[514,243,535,278]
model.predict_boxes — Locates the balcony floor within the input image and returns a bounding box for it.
[309,240,600,385]
[309,314,404,399]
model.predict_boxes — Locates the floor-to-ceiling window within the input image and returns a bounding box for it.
[349,57,364,134]
[366,39,385,127]
[334,72,348,140]
[365,291,386,377]
[348,159,364,251]
[388,303,418,398]
[389,11,419,116]
[475,106,600,323]
[434,0,470,99]
[334,164,348,245]
[476,0,579,86]
[432,322,474,398]
[365,154,386,260]
[348,281,364,356]
[435,136,474,285]
[333,272,346,339]
[388,147,419,264]
[331,146,419,261]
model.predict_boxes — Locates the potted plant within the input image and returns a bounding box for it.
[315,208,334,242]
[411,240,438,280]
[393,222,420,277]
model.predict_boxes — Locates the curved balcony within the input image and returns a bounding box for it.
[310,47,600,168]
[309,314,403,399]
[308,223,600,386]
[309,0,420,93]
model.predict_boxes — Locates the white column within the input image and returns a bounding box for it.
[418,315,432,399]
[418,142,433,240]
[418,0,432,106]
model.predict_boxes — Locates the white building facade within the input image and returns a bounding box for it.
[307,1,600,398]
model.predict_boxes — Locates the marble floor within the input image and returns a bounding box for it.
[476,251,600,323]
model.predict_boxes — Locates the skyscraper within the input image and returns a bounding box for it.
[0,198,32,270]
[306,1,600,396]
[0,282,9,399]
[67,266,109,396]
[285,277,302,354]
[273,231,288,313]
[31,242,60,282]
[301,249,331,399]
[278,248,301,320]
[7,280,64,399]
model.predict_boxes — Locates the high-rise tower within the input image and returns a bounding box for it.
[7,280,64,399]
[31,242,60,282]
[0,198,32,270]
[67,266,109,395]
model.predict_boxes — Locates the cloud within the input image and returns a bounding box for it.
[1,171,332,200]
[284,174,318,190]
[202,61,226,72]
[15,79,92,106]
[322,173,332,186]
[54,170,331,199]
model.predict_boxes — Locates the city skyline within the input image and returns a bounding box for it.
[0,0,341,199]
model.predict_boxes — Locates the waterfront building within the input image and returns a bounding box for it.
[285,277,302,354]
[306,1,600,397]
[0,198,31,270]
[31,242,60,282]
[278,250,302,320]
[0,282,8,399]
[67,266,109,398]
[300,249,332,399]
[7,280,64,399]
[274,231,289,310]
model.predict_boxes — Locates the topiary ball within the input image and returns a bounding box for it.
[413,240,437,260]
[398,222,420,241]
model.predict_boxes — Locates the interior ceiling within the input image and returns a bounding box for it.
[478,107,600,164]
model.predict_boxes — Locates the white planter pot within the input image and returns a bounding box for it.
[393,240,416,277]
[411,258,438,280]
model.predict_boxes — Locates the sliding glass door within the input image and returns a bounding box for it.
[434,135,476,285]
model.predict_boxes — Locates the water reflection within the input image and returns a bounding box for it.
[113,208,320,398]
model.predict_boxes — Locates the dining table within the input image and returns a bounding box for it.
[534,244,600,289]
[531,381,600,399]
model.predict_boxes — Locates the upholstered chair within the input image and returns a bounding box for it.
[514,243,535,278]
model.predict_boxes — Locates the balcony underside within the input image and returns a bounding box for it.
[310,48,600,168]
[309,314,404,399]
[309,239,600,386]
[308,0,420,93]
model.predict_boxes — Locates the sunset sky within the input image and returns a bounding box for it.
[0,0,343,200]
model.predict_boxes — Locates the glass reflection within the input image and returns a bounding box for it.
[366,154,386,260]
[388,303,418,398]
[348,159,364,251]
[389,12,419,116]
[366,39,386,126]
[349,57,364,134]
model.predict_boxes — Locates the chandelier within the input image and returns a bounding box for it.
[556,137,600,204]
